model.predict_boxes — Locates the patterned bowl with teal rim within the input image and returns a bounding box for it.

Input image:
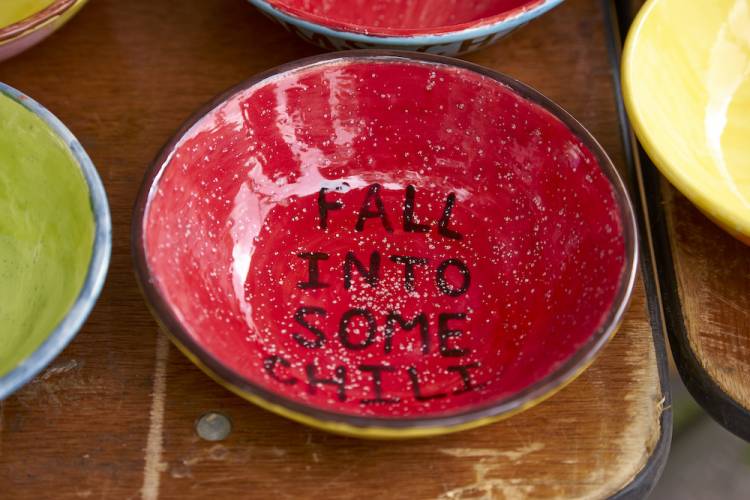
[0,83,111,399]
[247,0,566,56]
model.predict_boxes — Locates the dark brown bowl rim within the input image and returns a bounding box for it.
[132,50,639,432]
[0,0,76,43]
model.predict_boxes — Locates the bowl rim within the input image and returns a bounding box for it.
[132,50,639,434]
[247,0,565,42]
[622,0,750,242]
[0,83,111,400]
[0,0,78,43]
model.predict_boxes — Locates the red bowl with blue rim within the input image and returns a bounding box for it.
[247,0,566,55]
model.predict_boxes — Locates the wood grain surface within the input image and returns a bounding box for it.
[664,184,750,419]
[0,0,667,498]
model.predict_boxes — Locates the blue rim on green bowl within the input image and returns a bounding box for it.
[0,83,111,400]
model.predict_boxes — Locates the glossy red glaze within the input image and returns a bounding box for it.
[143,57,626,419]
[264,0,544,36]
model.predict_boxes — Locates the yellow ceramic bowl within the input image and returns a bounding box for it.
[623,0,750,244]
[0,0,88,62]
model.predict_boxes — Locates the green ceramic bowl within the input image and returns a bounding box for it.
[0,83,110,399]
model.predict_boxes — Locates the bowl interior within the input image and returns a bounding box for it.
[141,55,631,422]
[0,89,95,378]
[0,0,56,30]
[624,0,750,240]
[261,0,548,36]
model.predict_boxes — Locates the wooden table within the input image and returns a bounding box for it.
[617,0,750,442]
[0,1,671,498]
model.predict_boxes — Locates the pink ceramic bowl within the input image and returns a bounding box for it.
[0,0,88,63]
[248,0,566,55]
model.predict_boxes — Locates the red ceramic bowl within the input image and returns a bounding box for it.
[247,0,565,55]
[134,51,637,438]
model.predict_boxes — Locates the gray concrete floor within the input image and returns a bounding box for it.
[651,416,750,499]
[650,379,750,500]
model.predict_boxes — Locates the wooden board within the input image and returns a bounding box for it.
[617,0,750,442]
[666,187,750,409]
[0,0,670,497]
[650,178,750,440]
